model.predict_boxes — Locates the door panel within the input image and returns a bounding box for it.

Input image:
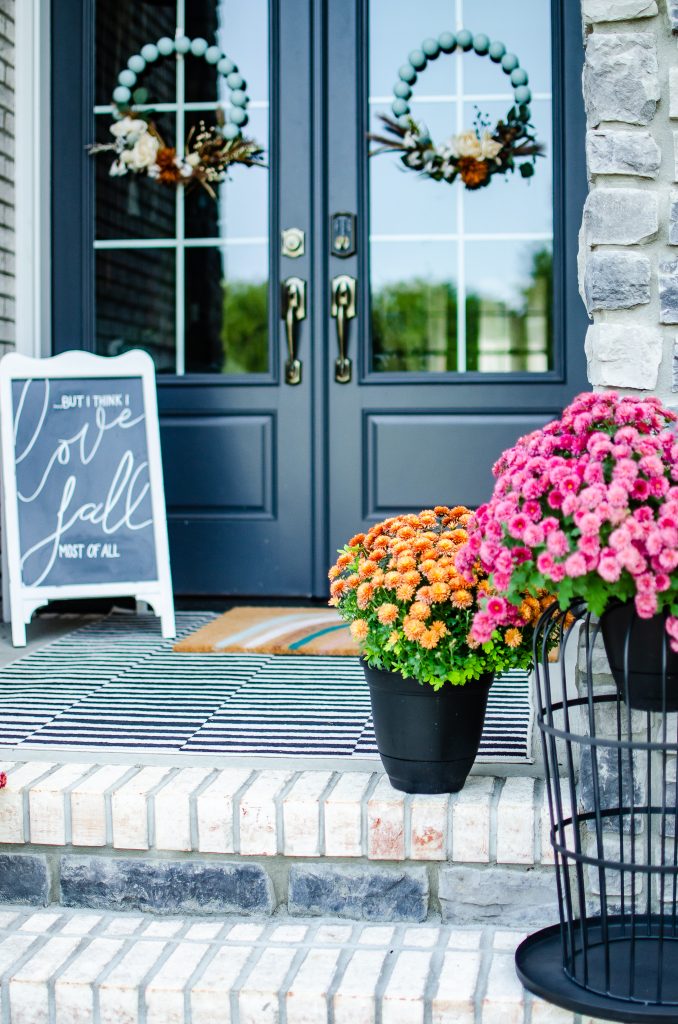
[365,413,552,514]
[160,415,274,514]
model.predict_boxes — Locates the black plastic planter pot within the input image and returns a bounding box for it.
[362,664,493,794]
[600,601,678,713]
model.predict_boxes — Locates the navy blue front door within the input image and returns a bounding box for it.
[51,0,588,597]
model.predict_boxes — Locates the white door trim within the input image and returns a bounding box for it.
[15,0,50,359]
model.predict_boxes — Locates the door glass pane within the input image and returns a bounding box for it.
[95,1,176,105]
[185,246,268,373]
[372,241,457,372]
[95,113,176,240]
[368,0,553,374]
[94,1,270,376]
[96,250,176,372]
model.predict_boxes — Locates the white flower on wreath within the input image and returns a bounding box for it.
[124,132,160,172]
[450,130,482,159]
[109,159,128,177]
[479,130,502,162]
[110,117,148,144]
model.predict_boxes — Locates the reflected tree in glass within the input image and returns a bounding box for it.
[371,246,552,374]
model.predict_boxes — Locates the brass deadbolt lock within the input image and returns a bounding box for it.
[281,227,305,258]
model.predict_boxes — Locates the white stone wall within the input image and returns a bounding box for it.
[579,0,678,400]
[0,0,12,358]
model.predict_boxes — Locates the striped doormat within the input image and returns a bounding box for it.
[0,613,534,762]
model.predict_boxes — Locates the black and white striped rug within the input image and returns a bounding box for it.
[0,613,533,762]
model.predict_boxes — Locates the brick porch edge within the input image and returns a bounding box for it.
[0,764,554,863]
[0,763,560,923]
[0,907,603,1024]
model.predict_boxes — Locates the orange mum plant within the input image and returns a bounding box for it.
[329,506,554,689]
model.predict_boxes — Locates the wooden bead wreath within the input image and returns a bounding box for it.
[89,35,264,199]
[368,30,543,190]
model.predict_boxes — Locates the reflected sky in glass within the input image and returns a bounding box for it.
[368,0,553,373]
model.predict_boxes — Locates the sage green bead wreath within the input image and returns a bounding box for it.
[89,35,264,199]
[368,30,543,190]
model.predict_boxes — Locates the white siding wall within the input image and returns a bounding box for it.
[0,0,13,357]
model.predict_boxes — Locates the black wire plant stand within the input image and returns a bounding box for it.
[516,601,678,1022]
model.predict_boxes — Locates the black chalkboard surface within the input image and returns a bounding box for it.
[12,376,157,588]
[0,350,175,645]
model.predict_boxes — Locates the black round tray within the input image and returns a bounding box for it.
[516,923,678,1023]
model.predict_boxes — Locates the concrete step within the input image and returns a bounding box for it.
[0,759,558,927]
[0,904,590,1024]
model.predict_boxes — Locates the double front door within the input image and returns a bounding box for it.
[52,0,587,597]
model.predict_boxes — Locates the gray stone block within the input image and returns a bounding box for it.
[587,130,660,179]
[439,866,557,928]
[664,782,676,837]
[583,33,660,127]
[579,747,644,833]
[669,0,678,31]
[660,259,678,324]
[670,194,678,246]
[584,252,651,312]
[585,323,662,390]
[60,857,274,916]
[584,189,657,245]
[288,864,428,922]
[582,0,658,20]
[0,854,49,906]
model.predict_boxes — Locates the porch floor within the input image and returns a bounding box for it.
[0,612,534,771]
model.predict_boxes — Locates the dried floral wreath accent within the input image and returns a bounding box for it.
[89,34,264,198]
[368,29,544,190]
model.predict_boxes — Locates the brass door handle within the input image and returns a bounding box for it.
[331,274,356,384]
[281,276,306,385]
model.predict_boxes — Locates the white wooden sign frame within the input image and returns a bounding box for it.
[0,350,176,645]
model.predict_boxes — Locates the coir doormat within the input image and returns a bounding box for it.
[173,606,358,656]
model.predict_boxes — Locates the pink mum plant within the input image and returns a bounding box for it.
[456,391,678,650]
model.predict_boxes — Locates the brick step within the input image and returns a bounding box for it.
[0,760,558,925]
[0,904,593,1023]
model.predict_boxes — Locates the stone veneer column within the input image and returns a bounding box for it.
[578,0,678,400]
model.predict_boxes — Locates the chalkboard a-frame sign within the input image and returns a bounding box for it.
[0,350,176,646]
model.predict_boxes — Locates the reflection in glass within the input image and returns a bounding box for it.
[95,0,175,105]
[94,1,271,376]
[373,280,458,372]
[186,1,270,104]
[185,247,268,374]
[371,243,457,372]
[463,1,552,95]
[462,101,552,236]
[95,114,176,240]
[369,0,457,98]
[465,242,553,373]
[368,0,554,375]
[95,250,175,373]
[184,107,269,239]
